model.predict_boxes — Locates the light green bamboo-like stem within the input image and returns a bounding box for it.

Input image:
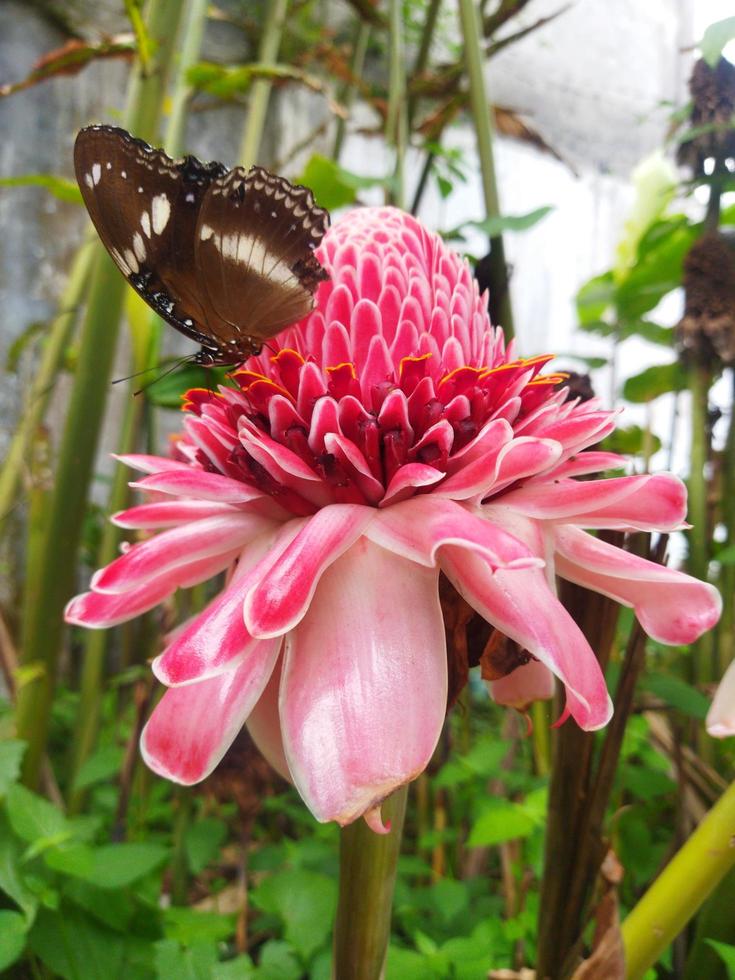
[385,0,406,208]
[408,0,441,127]
[239,0,288,167]
[165,0,209,155]
[718,370,735,674]
[687,363,714,683]
[68,0,207,808]
[457,0,514,341]
[332,21,370,161]
[16,0,184,789]
[622,780,735,979]
[0,240,94,531]
[333,786,408,979]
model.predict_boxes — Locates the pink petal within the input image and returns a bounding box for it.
[153,524,299,685]
[140,640,281,784]
[130,469,268,505]
[113,454,190,474]
[706,659,735,738]
[112,500,241,529]
[380,463,444,506]
[553,526,721,644]
[279,537,447,824]
[65,549,243,627]
[500,474,688,531]
[246,656,292,780]
[441,546,612,730]
[489,659,555,709]
[366,497,542,570]
[243,504,375,638]
[92,513,271,594]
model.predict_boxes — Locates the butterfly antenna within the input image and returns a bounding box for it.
[132,356,196,397]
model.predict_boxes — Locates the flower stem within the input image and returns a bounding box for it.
[333,786,408,979]
[457,0,514,341]
[622,779,735,979]
[15,0,184,789]
[718,370,735,674]
[238,0,288,167]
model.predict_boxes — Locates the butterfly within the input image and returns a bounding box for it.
[74,124,330,366]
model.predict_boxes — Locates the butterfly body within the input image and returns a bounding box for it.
[74,125,330,365]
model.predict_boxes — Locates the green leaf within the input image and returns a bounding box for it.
[154,939,218,980]
[715,543,735,565]
[29,905,128,980]
[0,815,40,922]
[0,174,82,204]
[212,954,256,979]
[0,740,26,797]
[73,744,125,790]
[252,868,337,960]
[184,818,228,875]
[622,361,687,403]
[297,154,359,210]
[700,17,735,67]
[80,842,170,888]
[144,364,231,408]
[256,941,302,980]
[601,425,661,457]
[0,910,27,971]
[44,842,96,879]
[5,784,69,845]
[447,206,553,242]
[706,940,735,978]
[642,674,710,720]
[467,799,537,847]
[615,219,697,318]
[163,907,235,945]
[576,272,616,324]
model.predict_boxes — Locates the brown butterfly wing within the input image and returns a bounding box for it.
[74,125,230,349]
[194,166,330,345]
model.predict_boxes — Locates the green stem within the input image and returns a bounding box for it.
[408,0,442,128]
[687,363,713,683]
[171,787,193,905]
[165,0,209,155]
[385,0,406,208]
[718,370,735,674]
[457,0,514,341]
[332,21,370,161]
[16,0,184,789]
[622,780,735,979]
[238,0,288,167]
[333,786,408,979]
[0,240,94,531]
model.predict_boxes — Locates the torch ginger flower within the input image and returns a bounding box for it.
[66,207,721,827]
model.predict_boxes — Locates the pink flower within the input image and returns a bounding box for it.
[66,207,721,827]
[707,659,735,737]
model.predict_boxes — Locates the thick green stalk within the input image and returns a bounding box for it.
[408,0,442,127]
[0,240,94,531]
[239,0,288,167]
[385,0,406,208]
[332,21,370,160]
[16,0,184,788]
[457,0,514,341]
[622,780,735,979]
[333,786,408,979]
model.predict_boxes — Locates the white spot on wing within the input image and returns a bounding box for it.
[199,224,214,241]
[141,211,151,238]
[132,232,146,263]
[217,233,296,287]
[110,247,131,275]
[151,193,171,235]
[84,174,94,189]
[185,193,195,203]
[121,170,127,179]
[106,162,112,170]
[124,249,139,273]
[92,163,101,185]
